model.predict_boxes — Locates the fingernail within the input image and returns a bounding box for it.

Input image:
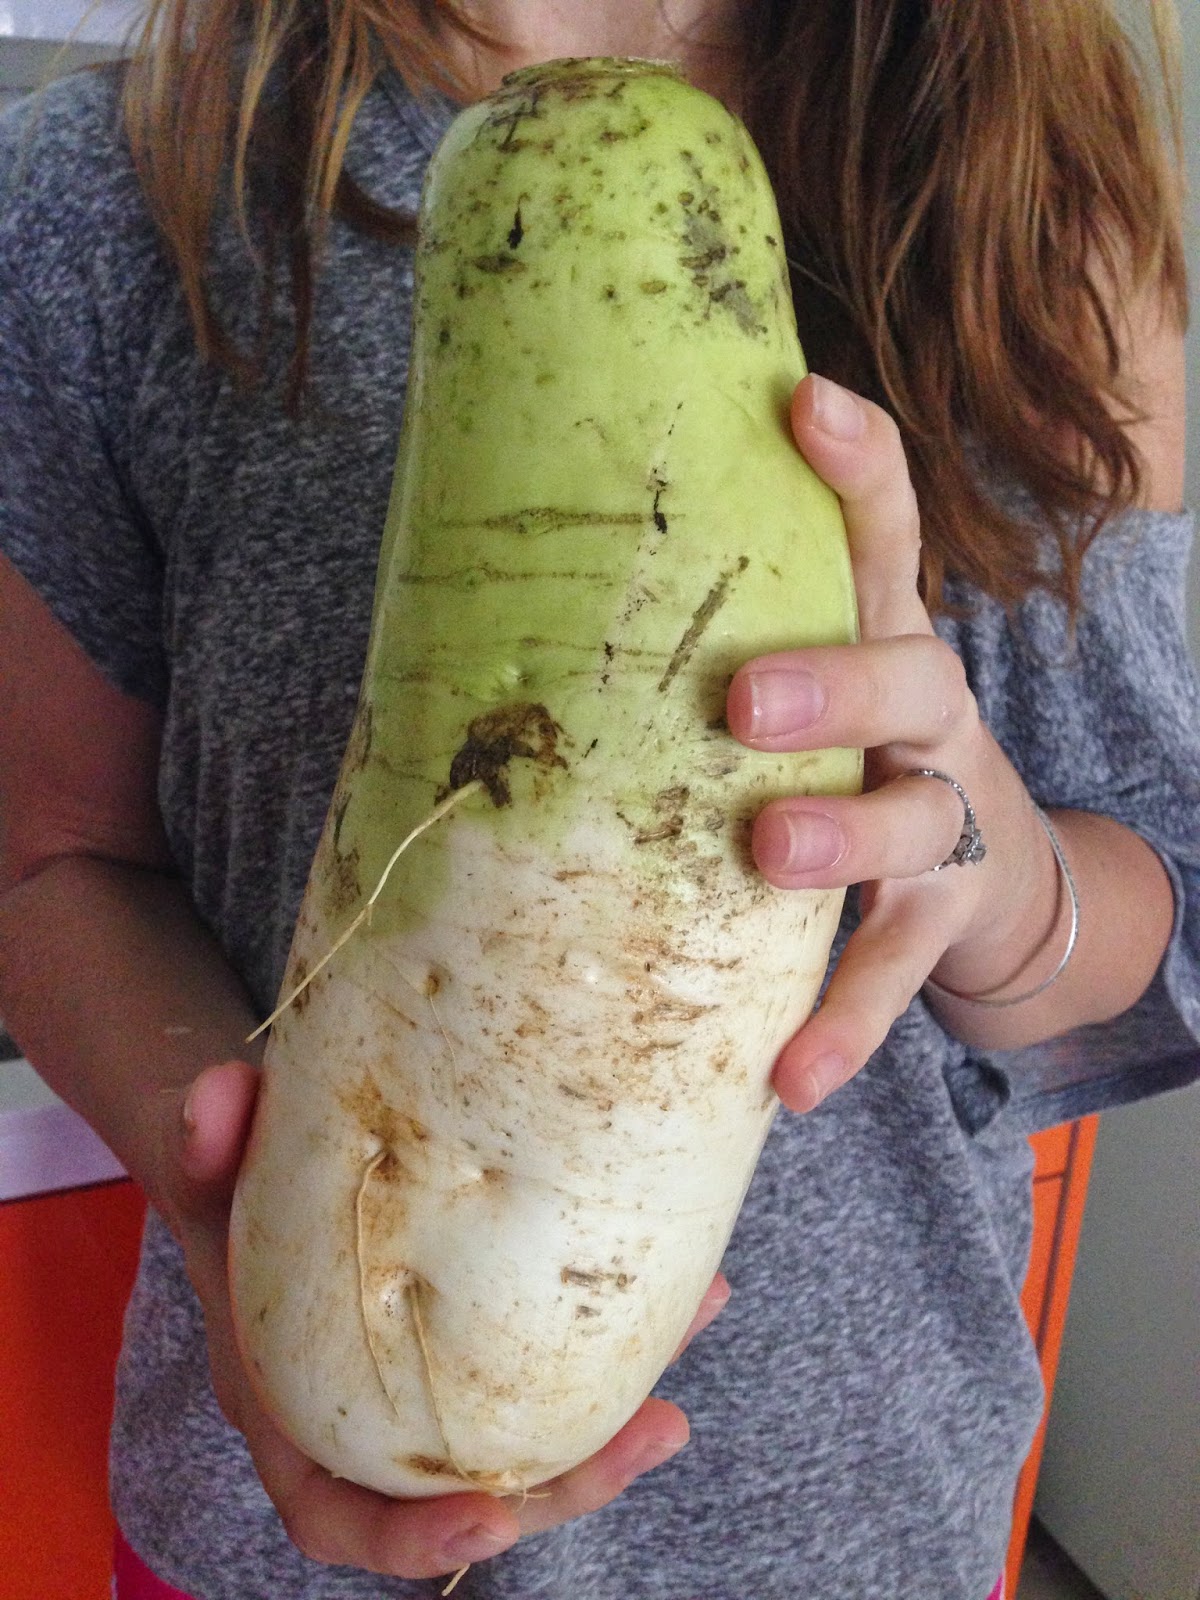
[443,1524,515,1565]
[637,1433,688,1473]
[804,1052,847,1106]
[755,810,845,875]
[809,374,866,441]
[745,669,827,737]
[708,1277,732,1313]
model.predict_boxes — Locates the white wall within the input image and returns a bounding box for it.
[0,1,139,44]
[1033,1084,1200,1600]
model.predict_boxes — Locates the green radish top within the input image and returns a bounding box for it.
[323,57,861,936]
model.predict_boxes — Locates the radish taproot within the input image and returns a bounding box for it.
[228,55,861,1499]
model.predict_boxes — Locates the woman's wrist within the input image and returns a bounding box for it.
[925,807,1079,1008]
[923,808,1174,1051]
[0,852,261,1222]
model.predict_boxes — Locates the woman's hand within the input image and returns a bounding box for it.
[167,1060,719,1580]
[726,374,1074,1112]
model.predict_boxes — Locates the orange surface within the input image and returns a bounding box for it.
[1030,1121,1074,1179]
[0,1179,146,1600]
[1006,1116,1099,1594]
[1021,1175,1063,1348]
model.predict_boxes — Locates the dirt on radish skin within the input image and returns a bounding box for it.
[228,56,862,1500]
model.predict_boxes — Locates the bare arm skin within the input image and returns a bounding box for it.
[0,558,260,1203]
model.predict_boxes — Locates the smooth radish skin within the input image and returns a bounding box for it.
[228,57,861,1500]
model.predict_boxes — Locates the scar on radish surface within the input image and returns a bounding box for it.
[657,556,749,694]
[428,990,461,1094]
[444,702,567,806]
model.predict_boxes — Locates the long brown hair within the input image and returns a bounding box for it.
[120,0,1187,614]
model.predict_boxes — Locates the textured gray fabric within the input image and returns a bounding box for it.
[2,67,1197,1600]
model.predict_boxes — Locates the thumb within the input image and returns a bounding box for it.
[179,1057,261,1209]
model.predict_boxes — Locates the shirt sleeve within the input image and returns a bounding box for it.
[945,505,1200,1133]
[0,92,167,706]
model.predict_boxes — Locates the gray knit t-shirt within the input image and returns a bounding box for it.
[2,69,1198,1600]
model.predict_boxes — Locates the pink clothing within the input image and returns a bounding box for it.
[114,1530,194,1600]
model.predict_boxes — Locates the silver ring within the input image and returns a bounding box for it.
[906,768,987,869]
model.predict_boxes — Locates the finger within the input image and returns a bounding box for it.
[513,1397,689,1537]
[158,1058,260,1261]
[219,1306,684,1575]
[259,1428,520,1577]
[791,374,931,640]
[180,1057,261,1194]
[771,886,953,1112]
[212,1296,521,1578]
[670,1271,731,1362]
[750,772,972,890]
[726,634,974,753]
[236,1373,683,1577]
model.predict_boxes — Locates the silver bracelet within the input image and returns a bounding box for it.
[924,806,1079,1008]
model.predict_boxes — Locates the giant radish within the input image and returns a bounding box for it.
[229,56,861,1499]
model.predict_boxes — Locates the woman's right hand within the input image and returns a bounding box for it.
[168,1060,713,1581]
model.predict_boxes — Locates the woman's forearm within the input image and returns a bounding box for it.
[0,854,261,1219]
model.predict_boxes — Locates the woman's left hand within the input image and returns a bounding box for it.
[726,374,1060,1113]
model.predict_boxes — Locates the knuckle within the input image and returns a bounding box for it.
[875,412,920,515]
[898,478,922,546]
[876,405,906,461]
[208,1375,244,1434]
[860,656,890,728]
[565,1475,615,1520]
[888,969,926,1026]
[926,638,976,736]
[280,1512,336,1566]
[863,876,907,924]
[872,929,934,1022]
